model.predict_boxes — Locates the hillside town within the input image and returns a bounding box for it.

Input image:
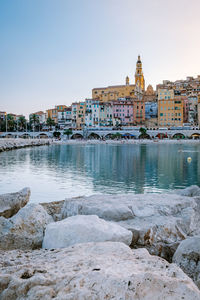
[1,56,200,132]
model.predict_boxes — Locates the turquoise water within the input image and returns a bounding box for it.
[0,143,200,203]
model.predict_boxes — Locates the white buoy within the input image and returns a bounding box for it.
[187,157,192,163]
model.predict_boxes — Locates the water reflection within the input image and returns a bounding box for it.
[0,143,200,203]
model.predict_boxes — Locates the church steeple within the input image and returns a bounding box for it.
[126,76,129,85]
[135,55,145,91]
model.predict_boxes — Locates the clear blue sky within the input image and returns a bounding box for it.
[0,0,200,117]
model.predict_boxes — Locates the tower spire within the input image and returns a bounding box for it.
[135,55,145,91]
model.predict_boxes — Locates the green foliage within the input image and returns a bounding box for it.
[64,128,73,137]
[112,133,122,139]
[18,116,26,131]
[139,127,147,135]
[46,117,55,130]
[53,131,61,138]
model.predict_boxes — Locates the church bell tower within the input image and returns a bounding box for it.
[135,55,145,92]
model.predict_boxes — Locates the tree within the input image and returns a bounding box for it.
[18,116,26,131]
[30,114,39,131]
[139,127,147,135]
[112,133,122,140]
[7,114,15,132]
[53,131,61,138]
[64,128,73,139]
[139,127,150,139]
[0,119,6,132]
[46,117,55,131]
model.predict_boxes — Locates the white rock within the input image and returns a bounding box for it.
[0,242,200,299]
[0,188,30,218]
[42,215,132,249]
[62,195,134,221]
[173,236,200,288]
[0,204,53,250]
[61,193,200,260]
[176,185,200,197]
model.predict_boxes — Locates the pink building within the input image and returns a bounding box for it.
[112,100,133,126]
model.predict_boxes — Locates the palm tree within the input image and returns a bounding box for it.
[18,116,26,131]
[46,117,55,131]
[7,114,15,132]
[30,114,39,132]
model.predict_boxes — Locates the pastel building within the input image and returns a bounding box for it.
[72,102,86,129]
[99,102,113,126]
[57,107,72,128]
[158,89,184,127]
[85,99,94,127]
[113,100,133,126]
[133,100,145,125]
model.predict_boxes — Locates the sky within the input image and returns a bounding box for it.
[0,0,200,117]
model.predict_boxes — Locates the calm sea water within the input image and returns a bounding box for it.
[0,143,200,203]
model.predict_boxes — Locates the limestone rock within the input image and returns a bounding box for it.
[0,188,30,218]
[0,242,200,299]
[62,195,134,221]
[42,215,132,249]
[173,236,200,288]
[61,193,200,260]
[176,185,200,197]
[40,200,64,221]
[0,204,53,250]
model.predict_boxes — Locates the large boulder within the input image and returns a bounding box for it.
[173,236,200,288]
[176,185,200,197]
[0,242,200,299]
[0,188,30,218]
[0,204,53,250]
[42,215,132,249]
[61,193,200,261]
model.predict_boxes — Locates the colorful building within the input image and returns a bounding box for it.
[72,102,86,129]
[113,99,133,126]
[158,89,184,127]
[133,99,145,125]
[92,55,145,102]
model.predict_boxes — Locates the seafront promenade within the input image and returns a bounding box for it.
[1,128,200,139]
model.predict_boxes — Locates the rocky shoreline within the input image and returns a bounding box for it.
[0,138,51,153]
[1,186,200,299]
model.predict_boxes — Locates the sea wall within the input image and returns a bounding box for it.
[0,138,50,152]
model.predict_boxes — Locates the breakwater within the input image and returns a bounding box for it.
[0,138,50,152]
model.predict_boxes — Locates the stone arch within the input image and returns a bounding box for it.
[4,133,15,138]
[37,133,49,139]
[173,133,185,139]
[104,133,114,139]
[88,132,101,139]
[20,133,31,139]
[190,133,200,139]
[71,133,83,139]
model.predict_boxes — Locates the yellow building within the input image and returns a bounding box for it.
[46,105,67,124]
[158,89,184,127]
[46,108,58,123]
[74,102,86,129]
[92,55,145,102]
